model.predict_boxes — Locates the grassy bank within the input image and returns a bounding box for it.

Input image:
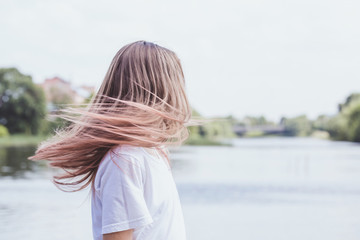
[1,134,232,148]
[0,134,48,147]
[185,137,232,146]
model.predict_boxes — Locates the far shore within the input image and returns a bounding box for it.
[0,133,337,149]
[0,134,231,148]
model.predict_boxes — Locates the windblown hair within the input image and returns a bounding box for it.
[29,41,192,191]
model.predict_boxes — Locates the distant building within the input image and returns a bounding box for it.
[38,77,94,112]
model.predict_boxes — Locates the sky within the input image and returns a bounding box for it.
[1,0,359,122]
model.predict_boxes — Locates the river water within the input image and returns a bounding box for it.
[1,137,359,240]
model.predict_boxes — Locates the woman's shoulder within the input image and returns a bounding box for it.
[114,144,144,155]
[94,145,147,190]
[111,144,167,159]
[100,144,145,167]
[109,144,150,163]
[98,144,167,174]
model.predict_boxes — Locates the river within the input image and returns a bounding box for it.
[1,137,359,240]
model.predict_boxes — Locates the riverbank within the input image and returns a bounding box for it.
[0,134,344,148]
[185,137,232,146]
[0,134,232,147]
[0,134,47,147]
[1,137,360,240]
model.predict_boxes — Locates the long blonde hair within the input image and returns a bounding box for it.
[29,40,192,191]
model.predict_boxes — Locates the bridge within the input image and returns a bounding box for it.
[233,125,286,136]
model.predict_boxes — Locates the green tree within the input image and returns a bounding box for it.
[282,115,312,136]
[0,125,9,137]
[312,114,332,131]
[0,68,46,135]
[326,115,348,140]
[325,93,360,142]
[338,93,360,112]
[347,104,360,142]
[186,108,236,145]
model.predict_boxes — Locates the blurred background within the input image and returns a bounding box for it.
[1,0,360,239]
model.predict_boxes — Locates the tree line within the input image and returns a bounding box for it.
[0,68,236,145]
[0,67,359,144]
[231,94,360,143]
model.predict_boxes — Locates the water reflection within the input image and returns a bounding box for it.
[0,146,45,178]
[0,138,360,240]
[177,182,360,204]
[0,145,191,178]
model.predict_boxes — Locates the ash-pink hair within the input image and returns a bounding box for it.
[29,41,193,191]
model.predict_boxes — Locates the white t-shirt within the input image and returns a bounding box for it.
[91,144,187,240]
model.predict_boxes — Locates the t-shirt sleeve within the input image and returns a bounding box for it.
[99,151,153,234]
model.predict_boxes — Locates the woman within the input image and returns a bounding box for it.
[30,40,193,240]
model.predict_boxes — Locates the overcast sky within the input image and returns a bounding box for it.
[1,0,359,121]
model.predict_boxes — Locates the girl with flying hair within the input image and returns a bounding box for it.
[29,41,194,240]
